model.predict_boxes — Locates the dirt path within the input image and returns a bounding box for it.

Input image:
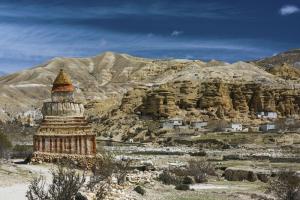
[0,162,52,200]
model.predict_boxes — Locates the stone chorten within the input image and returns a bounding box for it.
[33,69,96,162]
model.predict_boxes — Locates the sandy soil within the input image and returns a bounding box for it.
[0,160,52,200]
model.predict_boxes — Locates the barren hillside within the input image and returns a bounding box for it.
[1,51,300,141]
[253,49,300,80]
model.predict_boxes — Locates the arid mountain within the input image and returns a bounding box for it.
[1,51,300,141]
[0,52,206,121]
[253,49,300,80]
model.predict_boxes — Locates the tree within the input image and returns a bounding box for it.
[0,132,12,158]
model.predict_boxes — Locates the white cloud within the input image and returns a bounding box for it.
[279,5,300,15]
[171,30,183,37]
[147,33,154,38]
[99,39,107,47]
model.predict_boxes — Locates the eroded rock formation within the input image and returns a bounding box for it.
[126,81,300,120]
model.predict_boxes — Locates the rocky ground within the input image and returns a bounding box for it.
[0,160,52,200]
[2,138,299,200]
[0,159,273,200]
[1,128,299,200]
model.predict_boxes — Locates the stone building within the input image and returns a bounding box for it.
[33,69,96,162]
[257,111,277,119]
[160,117,184,129]
[191,121,208,129]
[260,123,276,132]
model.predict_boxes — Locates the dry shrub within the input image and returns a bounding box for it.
[88,149,132,200]
[158,170,181,185]
[159,159,216,185]
[90,152,115,185]
[187,159,216,183]
[26,165,85,200]
[266,170,300,200]
[115,159,133,184]
[95,181,112,200]
[175,184,190,191]
[173,159,216,183]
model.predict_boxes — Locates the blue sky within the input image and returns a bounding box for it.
[0,0,299,73]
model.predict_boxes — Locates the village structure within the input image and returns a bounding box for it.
[32,69,96,163]
[160,111,279,133]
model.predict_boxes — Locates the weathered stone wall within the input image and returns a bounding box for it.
[51,91,74,102]
[42,102,84,117]
[31,152,99,169]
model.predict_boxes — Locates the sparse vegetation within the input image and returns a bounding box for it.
[11,144,33,159]
[207,120,228,132]
[26,165,85,200]
[173,159,216,183]
[159,159,216,186]
[175,184,190,191]
[88,148,132,200]
[158,170,182,185]
[134,186,146,195]
[187,159,216,183]
[0,132,12,158]
[266,170,300,200]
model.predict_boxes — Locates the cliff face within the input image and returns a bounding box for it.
[96,79,300,141]
[119,81,300,121]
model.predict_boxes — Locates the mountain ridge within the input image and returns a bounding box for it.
[0,50,299,125]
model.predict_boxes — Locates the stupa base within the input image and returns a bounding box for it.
[31,152,99,169]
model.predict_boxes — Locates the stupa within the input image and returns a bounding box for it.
[33,69,96,163]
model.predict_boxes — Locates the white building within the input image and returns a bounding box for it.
[171,117,183,126]
[191,121,208,129]
[257,112,277,119]
[260,124,276,132]
[161,117,184,129]
[224,123,243,132]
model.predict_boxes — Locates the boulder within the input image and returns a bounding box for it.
[175,184,190,191]
[182,176,195,184]
[224,167,258,182]
[194,174,208,183]
[293,190,300,200]
[134,186,146,195]
[257,173,270,183]
[75,192,88,200]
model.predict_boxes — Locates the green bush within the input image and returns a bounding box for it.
[182,176,195,184]
[11,144,33,159]
[0,132,12,158]
[158,170,181,185]
[175,184,190,191]
[134,186,146,195]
